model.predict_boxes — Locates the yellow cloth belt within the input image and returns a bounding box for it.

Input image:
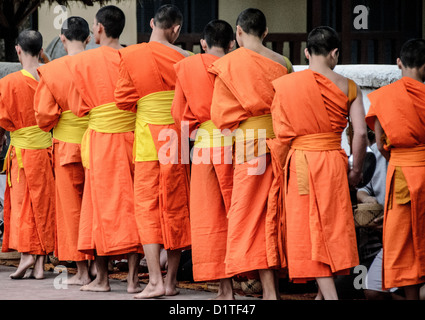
[81,102,136,169]
[4,125,52,186]
[290,132,342,195]
[194,120,234,149]
[134,90,175,162]
[234,114,276,163]
[386,145,425,209]
[389,145,425,167]
[235,114,276,143]
[53,110,89,144]
[291,132,342,151]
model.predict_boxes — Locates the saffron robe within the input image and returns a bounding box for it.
[34,55,90,262]
[65,46,141,256]
[209,47,289,277]
[115,41,191,250]
[172,53,233,281]
[271,69,359,282]
[366,77,425,290]
[0,70,55,255]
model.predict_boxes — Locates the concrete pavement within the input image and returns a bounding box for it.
[0,265,259,301]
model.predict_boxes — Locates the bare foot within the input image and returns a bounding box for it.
[134,281,165,299]
[64,273,92,286]
[127,274,142,294]
[212,292,235,300]
[80,278,111,292]
[10,254,35,279]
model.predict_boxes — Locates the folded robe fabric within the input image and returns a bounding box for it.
[366,77,425,290]
[0,70,55,255]
[115,42,191,250]
[209,47,289,277]
[271,69,359,282]
[34,56,91,262]
[65,46,141,256]
[172,53,233,281]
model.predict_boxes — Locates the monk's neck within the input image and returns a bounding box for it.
[402,69,425,84]
[240,38,265,55]
[149,31,173,47]
[66,41,86,56]
[21,56,40,80]
[99,37,122,50]
[206,47,226,58]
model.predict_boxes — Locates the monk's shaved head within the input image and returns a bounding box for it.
[307,26,341,57]
[400,38,425,69]
[153,4,183,29]
[96,5,125,39]
[16,30,43,57]
[61,16,90,42]
[202,20,234,52]
[236,8,267,38]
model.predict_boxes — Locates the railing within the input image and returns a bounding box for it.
[138,31,403,65]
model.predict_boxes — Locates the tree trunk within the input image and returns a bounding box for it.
[4,27,19,62]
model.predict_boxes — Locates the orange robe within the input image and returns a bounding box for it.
[65,46,141,256]
[115,42,191,250]
[271,69,359,282]
[0,70,55,255]
[209,47,289,277]
[366,77,425,290]
[172,53,233,281]
[34,56,90,262]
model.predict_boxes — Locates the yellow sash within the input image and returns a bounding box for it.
[234,114,276,163]
[53,110,89,144]
[134,90,175,162]
[235,114,276,142]
[194,120,234,149]
[81,102,136,169]
[3,125,52,186]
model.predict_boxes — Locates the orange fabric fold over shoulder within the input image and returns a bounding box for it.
[367,77,425,289]
[272,69,358,281]
[209,48,290,277]
[118,42,191,251]
[0,71,56,255]
[66,47,142,256]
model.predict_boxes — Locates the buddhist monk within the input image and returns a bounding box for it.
[114,4,191,299]
[64,5,142,293]
[271,26,367,300]
[209,8,292,300]
[34,17,92,286]
[171,19,235,299]
[365,39,425,300]
[0,30,55,280]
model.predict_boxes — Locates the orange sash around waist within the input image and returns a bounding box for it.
[389,145,425,167]
[292,132,342,151]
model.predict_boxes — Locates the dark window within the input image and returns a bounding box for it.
[136,0,218,35]
[308,0,423,64]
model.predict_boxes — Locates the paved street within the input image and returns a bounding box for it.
[0,265,259,301]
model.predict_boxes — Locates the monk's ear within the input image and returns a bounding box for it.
[173,24,181,36]
[262,27,269,40]
[396,58,403,70]
[59,34,67,44]
[228,40,236,51]
[330,48,339,60]
[85,35,91,46]
[304,48,310,60]
[150,18,155,29]
[200,39,208,52]
[236,25,243,37]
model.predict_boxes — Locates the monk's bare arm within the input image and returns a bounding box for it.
[374,118,390,162]
[348,85,367,186]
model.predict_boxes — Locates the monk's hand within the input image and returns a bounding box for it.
[348,169,363,188]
